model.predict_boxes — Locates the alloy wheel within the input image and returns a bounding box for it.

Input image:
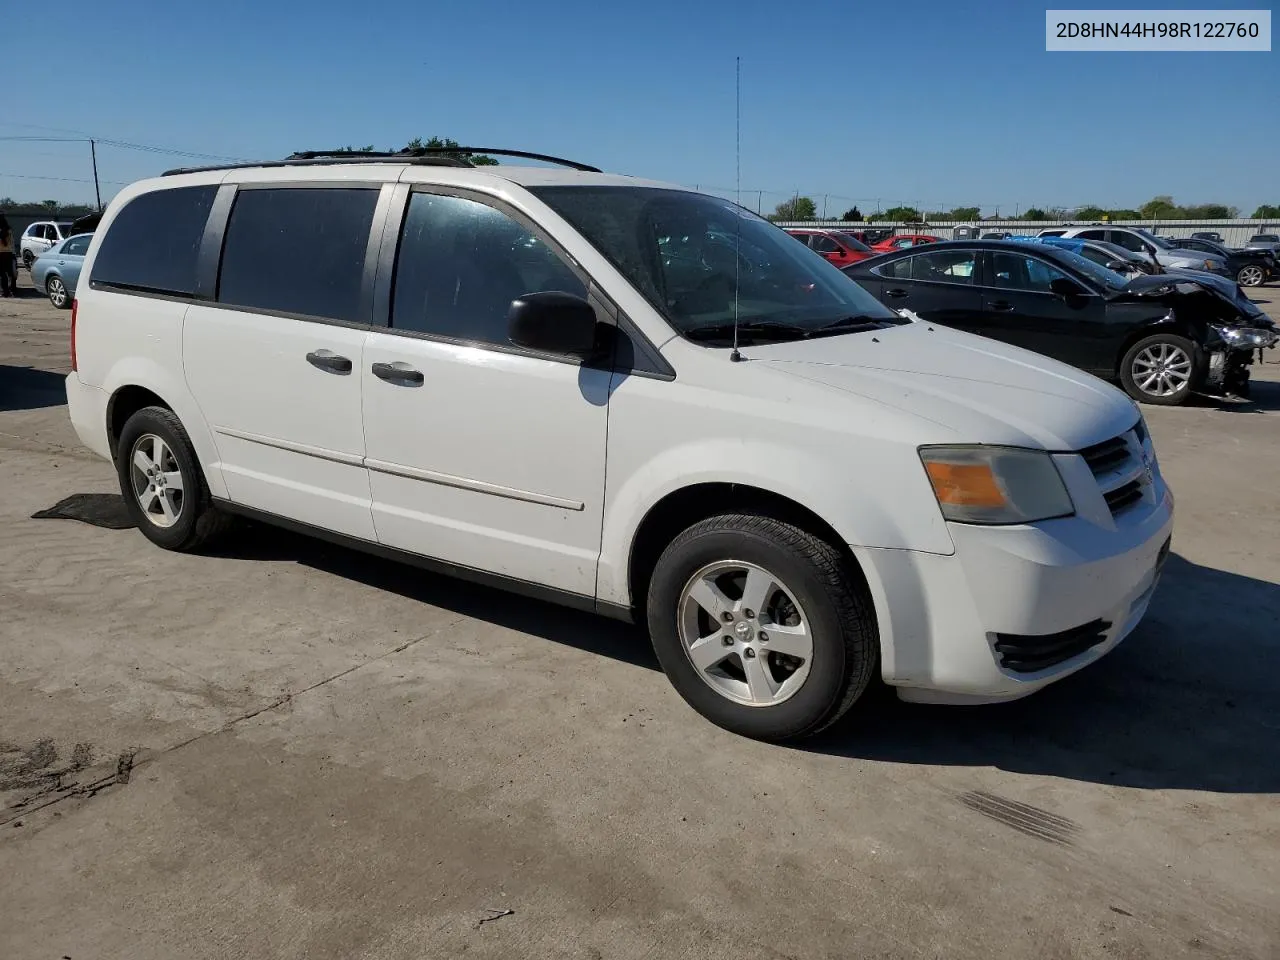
[1131,342,1192,398]
[677,560,814,707]
[47,277,66,308]
[1237,265,1264,287]
[129,433,185,528]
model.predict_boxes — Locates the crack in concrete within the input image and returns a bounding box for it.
[1,623,456,827]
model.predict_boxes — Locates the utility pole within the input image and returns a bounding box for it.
[756,190,762,214]
[822,194,828,220]
[90,139,102,211]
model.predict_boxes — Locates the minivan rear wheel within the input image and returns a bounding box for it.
[1120,334,1203,406]
[646,513,877,741]
[115,406,230,551]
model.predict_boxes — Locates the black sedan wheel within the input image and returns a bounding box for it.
[1236,264,1265,287]
[1120,334,1203,406]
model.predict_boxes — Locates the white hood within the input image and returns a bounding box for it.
[745,322,1138,451]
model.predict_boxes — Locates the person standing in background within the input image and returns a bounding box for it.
[0,214,16,297]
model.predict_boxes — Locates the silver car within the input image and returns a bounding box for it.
[30,234,92,308]
[1038,225,1230,275]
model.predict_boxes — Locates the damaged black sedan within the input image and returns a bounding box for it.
[844,240,1277,405]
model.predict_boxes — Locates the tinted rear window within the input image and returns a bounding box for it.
[90,185,217,295]
[217,187,378,323]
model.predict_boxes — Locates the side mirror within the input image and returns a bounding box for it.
[1050,277,1086,300]
[1105,260,1130,272]
[508,291,601,359]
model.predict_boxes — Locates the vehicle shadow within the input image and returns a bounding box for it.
[211,521,660,671]
[0,365,67,412]
[807,553,1280,794]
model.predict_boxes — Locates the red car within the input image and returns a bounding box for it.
[784,228,877,268]
[870,233,943,252]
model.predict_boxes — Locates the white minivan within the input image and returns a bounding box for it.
[65,150,1174,741]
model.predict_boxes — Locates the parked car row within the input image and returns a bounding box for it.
[18,220,75,267]
[842,239,1275,405]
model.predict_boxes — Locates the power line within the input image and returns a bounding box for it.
[0,134,246,162]
[0,171,129,186]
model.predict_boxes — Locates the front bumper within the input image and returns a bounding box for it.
[855,477,1174,704]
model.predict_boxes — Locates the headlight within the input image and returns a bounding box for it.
[919,446,1074,525]
[1213,325,1278,348]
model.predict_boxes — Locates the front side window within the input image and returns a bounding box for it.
[836,233,872,252]
[531,187,901,344]
[391,192,586,345]
[787,232,812,248]
[891,237,916,249]
[91,185,217,296]
[812,235,842,254]
[910,249,976,283]
[218,187,378,323]
[1110,230,1150,253]
[62,235,91,256]
[988,252,1070,293]
[1077,229,1107,241]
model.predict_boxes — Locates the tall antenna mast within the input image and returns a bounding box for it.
[730,55,744,363]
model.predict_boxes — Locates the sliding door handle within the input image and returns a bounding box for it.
[371,361,425,386]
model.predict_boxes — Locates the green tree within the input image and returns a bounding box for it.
[1108,209,1141,221]
[1138,195,1181,219]
[405,137,497,165]
[1182,203,1236,219]
[1022,207,1047,221]
[1251,204,1280,219]
[41,200,59,214]
[949,206,981,222]
[840,206,863,222]
[1073,205,1108,221]
[875,205,922,223]
[771,196,817,221]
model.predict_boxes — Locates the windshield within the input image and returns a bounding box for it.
[531,187,902,343]
[55,222,72,232]
[1251,235,1279,242]
[835,233,872,252]
[1049,249,1130,292]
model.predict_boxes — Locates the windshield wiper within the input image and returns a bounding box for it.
[815,314,901,332]
[684,321,813,344]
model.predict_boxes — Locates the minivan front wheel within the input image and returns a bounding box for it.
[647,513,877,741]
[115,406,229,551]
[1120,334,1202,406]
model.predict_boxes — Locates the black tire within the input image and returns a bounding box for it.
[46,275,69,309]
[1236,264,1265,287]
[1119,333,1204,406]
[646,513,877,742]
[115,405,230,551]
[21,250,34,269]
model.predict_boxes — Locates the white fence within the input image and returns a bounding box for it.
[774,219,1278,247]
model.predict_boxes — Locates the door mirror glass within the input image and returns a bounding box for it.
[508,291,601,359]
[1105,259,1131,272]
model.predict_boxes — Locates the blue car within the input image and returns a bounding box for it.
[31,233,93,309]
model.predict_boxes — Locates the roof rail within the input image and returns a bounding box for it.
[162,153,471,176]
[163,147,601,177]
[395,147,601,172]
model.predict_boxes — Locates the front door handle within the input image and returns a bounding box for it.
[884,288,909,299]
[990,300,1015,312]
[306,349,352,374]
[371,361,425,386]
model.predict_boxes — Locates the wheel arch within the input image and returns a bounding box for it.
[624,482,874,627]
[1112,319,1203,378]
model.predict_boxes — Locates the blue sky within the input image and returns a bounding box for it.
[1,0,1275,215]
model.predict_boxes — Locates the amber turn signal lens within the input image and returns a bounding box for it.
[924,461,1007,508]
